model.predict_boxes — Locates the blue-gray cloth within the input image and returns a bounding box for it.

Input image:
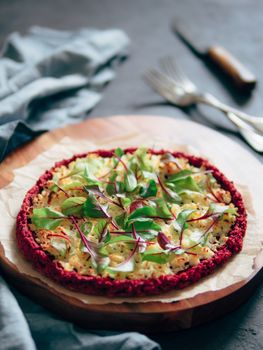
[0,26,129,161]
[0,27,161,350]
[0,276,160,350]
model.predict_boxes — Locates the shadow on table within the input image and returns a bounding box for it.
[149,280,263,350]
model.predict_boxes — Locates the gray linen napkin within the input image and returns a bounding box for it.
[0,26,161,350]
[0,26,129,160]
[0,276,160,350]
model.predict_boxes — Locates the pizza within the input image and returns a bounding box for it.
[16,148,247,297]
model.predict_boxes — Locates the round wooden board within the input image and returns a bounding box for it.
[0,115,263,332]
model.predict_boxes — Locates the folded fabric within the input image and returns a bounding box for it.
[0,26,129,161]
[0,276,161,350]
[0,26,161,350]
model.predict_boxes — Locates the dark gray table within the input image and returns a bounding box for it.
[1,0,263,349]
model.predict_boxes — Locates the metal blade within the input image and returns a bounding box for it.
[172,18,209,56]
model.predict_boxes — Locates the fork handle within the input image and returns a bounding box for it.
[207,46,256,91]
[197,93,263,134]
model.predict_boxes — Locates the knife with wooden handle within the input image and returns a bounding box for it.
[172,20,257,91]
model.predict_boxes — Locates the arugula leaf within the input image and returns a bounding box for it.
[140,179,157,198]
[61,197,86,216]
[32,208,66,230]
[142,249,169,264]
[124,169,137,192]
[83,193,109,218]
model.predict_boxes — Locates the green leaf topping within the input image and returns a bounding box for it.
[174,209,195,233]
[140,179,157,198]
[142,248,169,264]
[61,197,86,216]
[83,193,109,218]
[32,146,239,277]
[32,208,66,230]
[124,169,137,192]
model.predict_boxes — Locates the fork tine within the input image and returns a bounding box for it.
[160,56,196,89]
[159,57,185,85]
[144,69,177,92]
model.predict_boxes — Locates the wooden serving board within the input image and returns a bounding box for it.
[0,115,263,332]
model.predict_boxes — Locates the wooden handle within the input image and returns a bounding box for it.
[207,46,256,91]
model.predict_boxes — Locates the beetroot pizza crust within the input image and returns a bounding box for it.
[16,148,247,297]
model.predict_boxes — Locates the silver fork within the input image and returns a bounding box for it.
[146,57,263,134]
[144,57,263,152]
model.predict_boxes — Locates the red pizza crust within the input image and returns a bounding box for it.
[16,148,247,297]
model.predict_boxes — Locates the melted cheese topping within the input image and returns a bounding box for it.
[29,149,238,280]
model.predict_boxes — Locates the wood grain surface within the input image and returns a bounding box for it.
[0,115,262,332]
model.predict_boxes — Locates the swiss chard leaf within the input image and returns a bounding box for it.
[106,258,135,273]
[50,238,68,257]
[84,185,104,198]
[83,165,100,185]
[167,170,193,182]
[106,172,118,196]
[80,222,93,236]
[126,218,161,232]
[140,179,157,198]
[177,177,201,193]
[173,209,195,233]
[83,193,109,218]
[93,219,108,241]
[32,208,66,230]
[134,147,152,171]
[115,212,128,229]
[104,235,135,246]
[128,206,156,220]
[62,181,84,190]
[163,188,182,203]
[142,249,169,264]
[61,197,86,216]
[157,175,181,203]
[209,203,238,216]
[124,169,137,192]
[153,198,173,219]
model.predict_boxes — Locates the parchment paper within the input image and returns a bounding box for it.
[0,134,261,304]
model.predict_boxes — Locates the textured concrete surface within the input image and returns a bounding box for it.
[0,0,262,349]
